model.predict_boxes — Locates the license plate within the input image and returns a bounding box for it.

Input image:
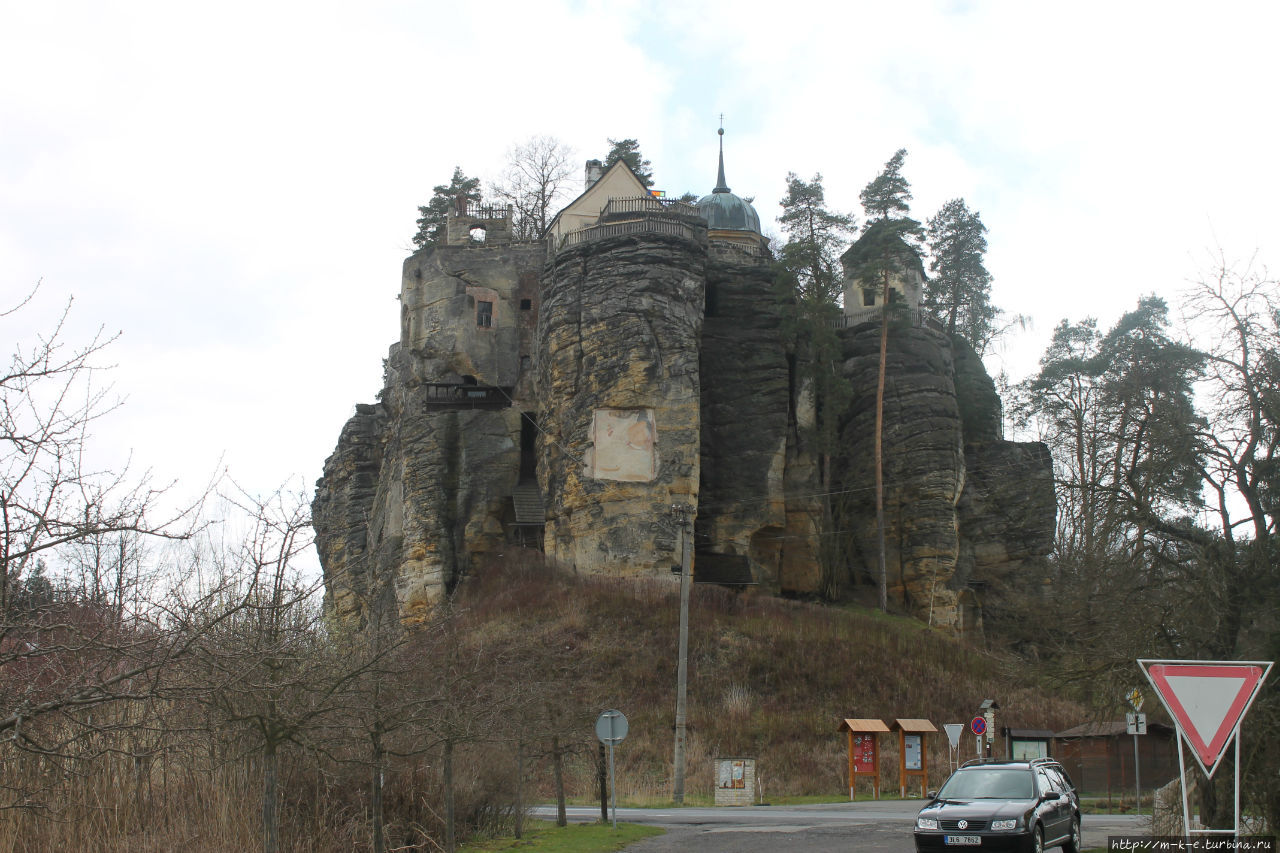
[944,836,982,846]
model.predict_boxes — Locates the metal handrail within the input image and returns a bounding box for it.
[556,215,703,252]
[599,196,700,219]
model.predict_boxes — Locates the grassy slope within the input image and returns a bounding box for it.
[457,557,1085,802]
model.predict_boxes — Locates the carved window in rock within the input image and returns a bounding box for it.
[476,300,494,328]
[585,408,657,482]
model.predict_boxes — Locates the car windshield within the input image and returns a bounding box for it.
[937,768,1035,799]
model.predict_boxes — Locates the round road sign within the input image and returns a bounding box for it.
[970,716,987,736]
[595,709,629,745]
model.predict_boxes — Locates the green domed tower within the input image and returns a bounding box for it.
[697,128,765,251]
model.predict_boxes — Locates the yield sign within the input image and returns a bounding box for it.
[1139,660,1272,778]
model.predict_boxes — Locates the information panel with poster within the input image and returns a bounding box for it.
[853,734,876,773]
[903,734,922,770]
[713,757,756,806]
[839,718,889,799]
[892,718,938,798]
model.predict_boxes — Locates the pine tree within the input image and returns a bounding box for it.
[776,172,857,600]
[413,167,482,248]
[855,149,922,613]
[859,148,912,223]
[778,172,857,305]
[925,198,996,351]
[603,138,654,188]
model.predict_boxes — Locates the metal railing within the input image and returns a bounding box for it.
[449,203,514,221]
[556,215,703,252]
[831,307,947,332]
[599,196,700,220]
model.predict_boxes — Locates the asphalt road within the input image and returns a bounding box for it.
[531,800,1147,852]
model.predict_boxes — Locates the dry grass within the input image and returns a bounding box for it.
[456,556,1085,803]
[0,555,1086,849]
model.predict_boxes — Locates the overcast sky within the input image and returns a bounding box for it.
[4,0,1278,515]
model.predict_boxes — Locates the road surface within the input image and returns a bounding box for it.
[531,800,1145,852]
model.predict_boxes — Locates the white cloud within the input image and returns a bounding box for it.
[3,0,1277,510]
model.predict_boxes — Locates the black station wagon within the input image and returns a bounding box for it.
[913,758,1081,853]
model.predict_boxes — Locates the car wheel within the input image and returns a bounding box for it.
[1031,825,1044,853]
[1062,817,1081,853]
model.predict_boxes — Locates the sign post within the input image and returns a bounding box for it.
[970,716,987,759]
[1126,711,1146,813]
[595,710,629,829]
[1139,659,1272,838]
[943,723,964,773]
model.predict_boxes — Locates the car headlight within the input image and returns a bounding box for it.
[916,817,939,830]
[991,819,1018,831]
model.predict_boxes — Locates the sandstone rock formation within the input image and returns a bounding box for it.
[833,321,1054,628]
[313,153,1054,633]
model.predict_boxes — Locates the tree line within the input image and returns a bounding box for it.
[1005,260,1279,827]
[1,288,600,852]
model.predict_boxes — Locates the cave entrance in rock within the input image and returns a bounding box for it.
[958,588,983,639]
[749,526,785,588]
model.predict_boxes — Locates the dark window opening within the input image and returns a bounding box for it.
[520,298,532,310]
[520,354,531,374]
[519,412,538,481]
[477,301,493,327]
[889,289,900,304]
[705,282,720,317]
[862,289,875,306]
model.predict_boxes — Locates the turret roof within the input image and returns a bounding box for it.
[696,128,761,235]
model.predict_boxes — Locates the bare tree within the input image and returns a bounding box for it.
[488,136,576,241]
[178,483,364,853]
[0,285,210,812]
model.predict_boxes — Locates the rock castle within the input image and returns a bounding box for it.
[312,133,1055,632]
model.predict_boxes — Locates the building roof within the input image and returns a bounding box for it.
[893,718,938,733]
[839,217,927,280]
[1055,721,1174,739]
[544,157,650,243]
[839,718,890,733]
[696,128,761,235]
[1004,728,1055,739]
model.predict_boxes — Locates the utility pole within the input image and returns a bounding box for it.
[671,504,693,804]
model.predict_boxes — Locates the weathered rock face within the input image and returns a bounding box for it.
[537,231,706,575]
[313,238,543,624]
[832,321,1054,627]
[697,253,796,590]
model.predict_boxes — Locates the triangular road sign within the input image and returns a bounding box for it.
[1139,660,1271,778]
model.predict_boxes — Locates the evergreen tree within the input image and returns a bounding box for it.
[413,167,482,248]
[778,172,857,305]
[776,173,857,600]
[925,198,997,352]
[859,148,912,223]
[603,138,654,188]
[854,149,922,612]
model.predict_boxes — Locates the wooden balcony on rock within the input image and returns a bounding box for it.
[423,383,514,410]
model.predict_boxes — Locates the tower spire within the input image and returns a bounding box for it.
[714,119,730,194]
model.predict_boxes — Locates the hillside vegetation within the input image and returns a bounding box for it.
[457,554,1085,803]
